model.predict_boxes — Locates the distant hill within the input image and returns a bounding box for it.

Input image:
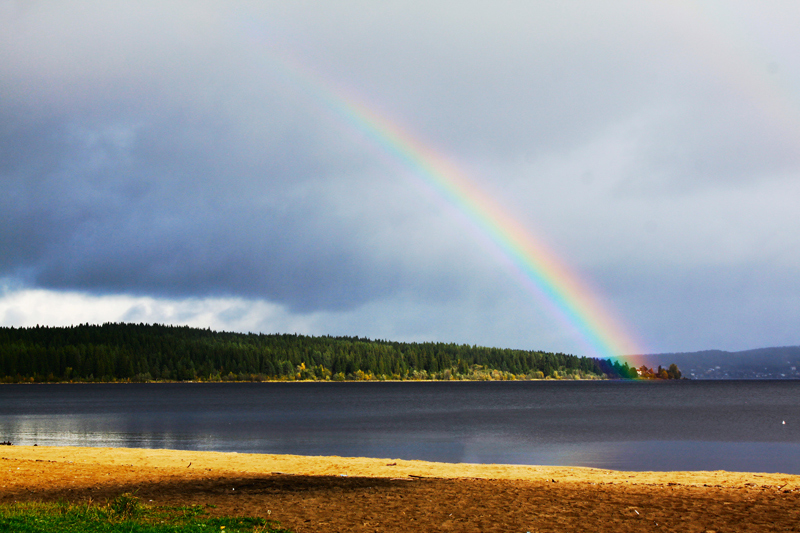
[640,346,800,379]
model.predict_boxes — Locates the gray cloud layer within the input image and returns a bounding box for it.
[2,1,800,353]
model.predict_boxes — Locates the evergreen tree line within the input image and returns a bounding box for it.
[0,323,679,383]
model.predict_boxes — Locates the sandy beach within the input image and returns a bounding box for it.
[1,446,799,531]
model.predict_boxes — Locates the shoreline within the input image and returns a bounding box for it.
[0,377,688,386]
[0,377,612,384]
[2,445,799,486]
[3,446,799,531]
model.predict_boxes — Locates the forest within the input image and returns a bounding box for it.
[0,323,680,383]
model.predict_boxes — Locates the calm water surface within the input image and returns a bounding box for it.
[1,380,799,473]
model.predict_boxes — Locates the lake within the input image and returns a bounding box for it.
[1,380,799,473]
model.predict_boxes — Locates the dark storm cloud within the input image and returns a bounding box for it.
[0,86,479,312]
[0,105,409,311]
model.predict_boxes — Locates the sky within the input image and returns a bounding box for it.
[2,1,800,357]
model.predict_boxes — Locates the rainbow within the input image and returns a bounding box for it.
[260,47,645,363]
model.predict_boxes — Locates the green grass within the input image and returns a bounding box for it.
[0,493,293,532]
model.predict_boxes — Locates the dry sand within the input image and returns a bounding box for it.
[1,445,799,531]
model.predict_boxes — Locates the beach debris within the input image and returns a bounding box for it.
[386,462,397,466]
[187,462,192,468]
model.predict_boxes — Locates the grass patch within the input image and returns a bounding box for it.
[0,493,292,532]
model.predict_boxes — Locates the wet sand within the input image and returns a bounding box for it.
[1,446,799,532]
